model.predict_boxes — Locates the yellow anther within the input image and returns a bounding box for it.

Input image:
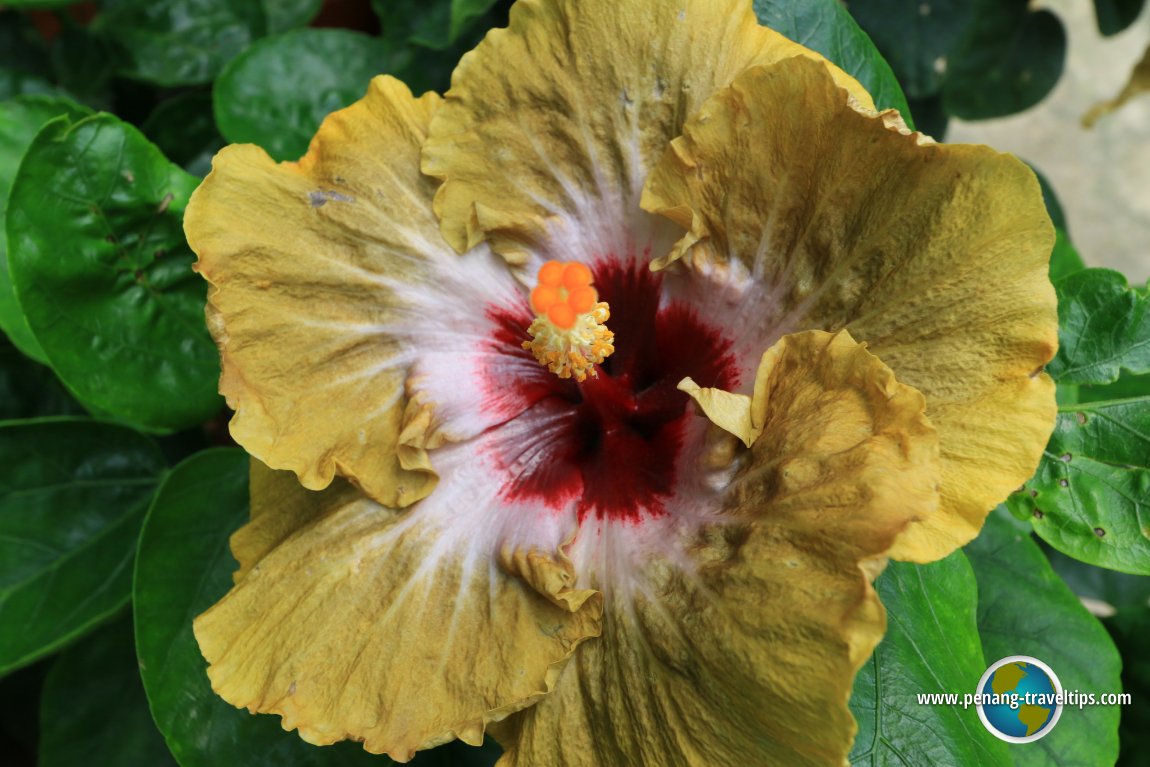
[522,260,614,381]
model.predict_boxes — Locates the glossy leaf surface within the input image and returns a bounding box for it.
[214,29,404,162]
[1048,269,1150,387]
[0,419,164,674]
[850,555,1009,766]
[0,95,90,361]
[967,511,1121,766]
[96,0,266,85]
[7,113,221,430]
[39,617,178,767]
[1012,399,1150,574]
[755,0,913,123]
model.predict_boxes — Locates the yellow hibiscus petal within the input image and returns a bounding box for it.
[642,57,1057,561]
[195,479,602,761]
[229,460,358,582]
[422,0,873,263]
[494,330,939,766]
[675,377,758,447]
[186,75,494,508]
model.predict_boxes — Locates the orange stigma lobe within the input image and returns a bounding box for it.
[568,286,597,314]
[537,260,565,287]
[530,285,561,314]
[561,261,593,290]
[523,260,614,381]
[547,303,577,329]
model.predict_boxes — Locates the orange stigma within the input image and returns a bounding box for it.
[522,260,614,381]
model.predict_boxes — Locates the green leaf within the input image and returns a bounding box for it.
[1027,166,1082,282]
[424,740,503,765]
[0,660,43,761]
[1055,382,1080,409]
[966,510,1122,766]
[6,112,222,431]
[1047,269,1150,386]
[0,0,76,7]
[1104,608,1150,765]
[214,28,404,162]
[369,0,508,93]
[1079,371,1150,404]
[0,337,83,419]
[94,0,267,86]
[1032,166,1068,232]
[1045,543,1150,611]
[135,449,502,766]
[1049,228,1085,282]
[263,0,323,34]
[943,0,1066,120]
[0,418,164,675]
[1011,398,1150,574]
[445,0,501,45]
[754,0,913,124]
[0,95,91,363]
[0,10,54,100]
[905,93,948,139]
[0,68,54,102]
[141,91,223,177]
[850,554,1009,766]
[39,617,178,767]
[373,0,499,50]
[135,450,384,766]
[1095,0,1146,35]
[847,0,976,100]
[373,0,448,46]
[47,22,121,112]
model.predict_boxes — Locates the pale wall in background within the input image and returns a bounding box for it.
[946,0,1150,283]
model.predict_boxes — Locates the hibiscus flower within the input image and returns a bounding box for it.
[184,0,1058,764]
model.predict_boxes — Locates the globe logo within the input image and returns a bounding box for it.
[976,656,1063,743]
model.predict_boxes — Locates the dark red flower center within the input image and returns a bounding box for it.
[484,258,738,523]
